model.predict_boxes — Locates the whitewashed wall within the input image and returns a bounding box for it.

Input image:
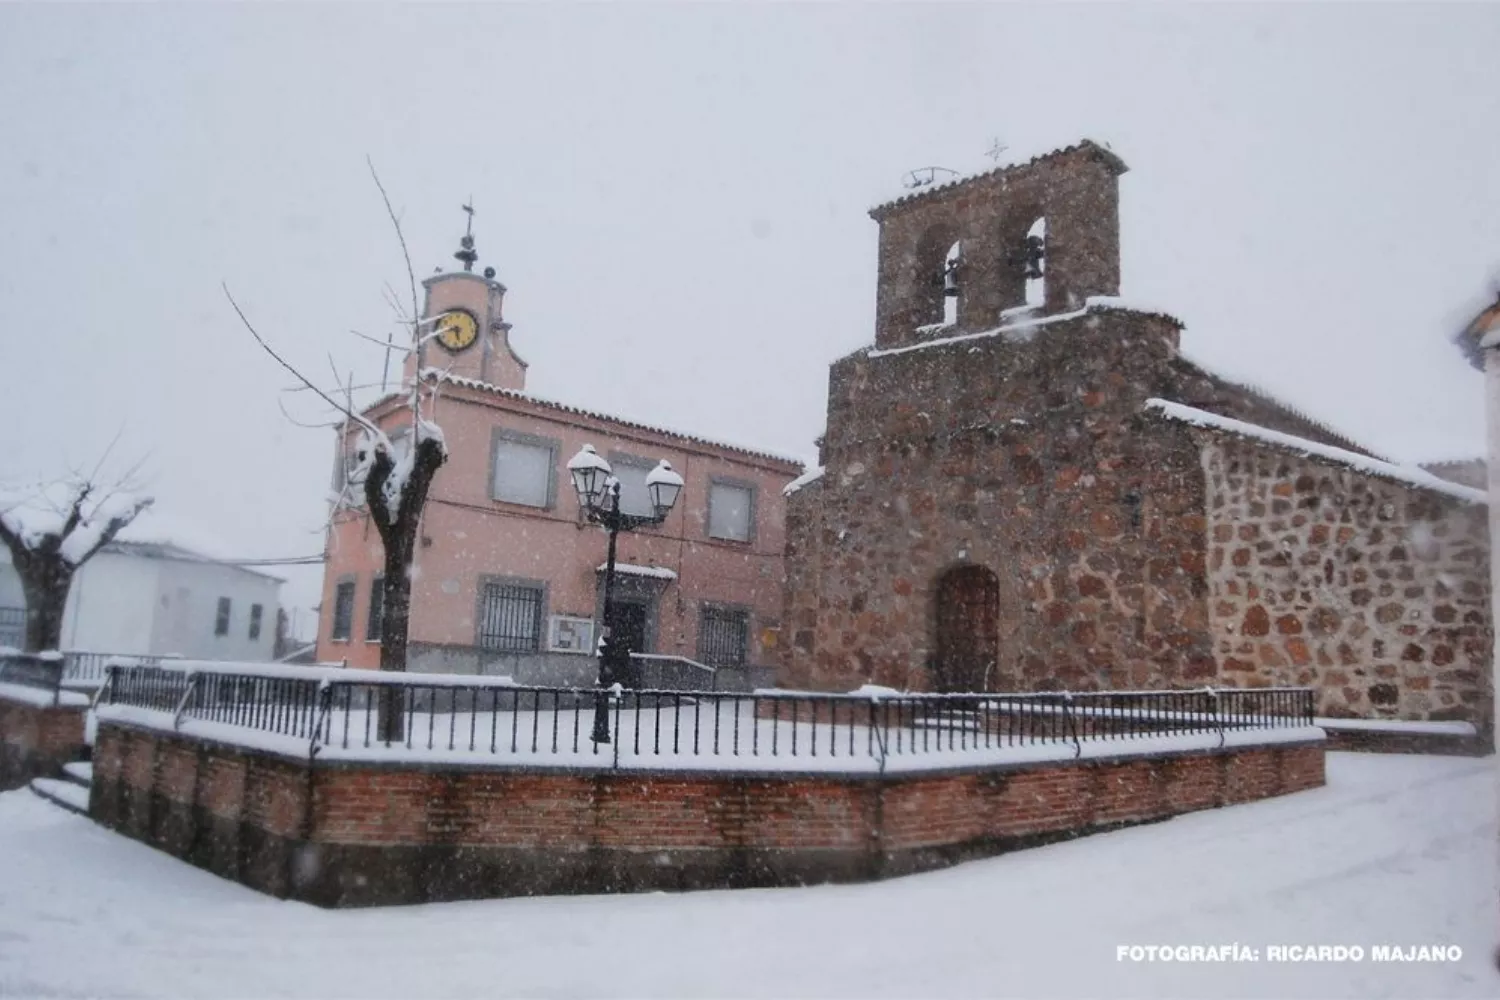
[149,559,281,661]
[59,552,281,660]
[0,547,22,610]
[61,551,159,653]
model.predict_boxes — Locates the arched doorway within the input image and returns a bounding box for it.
[933,565,1000,692]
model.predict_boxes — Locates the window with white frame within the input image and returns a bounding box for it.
[609,456,656,518]
[491,430,556,508]
[707,481,754,542]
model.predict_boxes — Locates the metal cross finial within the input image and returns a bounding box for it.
[455,200,478,272]
[985,137,1009,163]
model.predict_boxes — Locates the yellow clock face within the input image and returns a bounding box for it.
[435,309,478,352]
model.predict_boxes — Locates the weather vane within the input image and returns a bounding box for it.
[454,199,478,271]
[985,138,1009,163]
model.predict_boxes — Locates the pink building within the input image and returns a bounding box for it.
[314,249,802,689]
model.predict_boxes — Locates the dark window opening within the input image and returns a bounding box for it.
[699,605,749,668]
[478,582,543,652]
[248,603,263,641]
[330,582,355,641]
[214,597,232,637]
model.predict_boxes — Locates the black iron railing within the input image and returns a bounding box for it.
[0,649,65,699]
[97,663,1318,768]
[0,607,24,650]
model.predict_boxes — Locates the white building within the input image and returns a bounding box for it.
[0,535,283,660]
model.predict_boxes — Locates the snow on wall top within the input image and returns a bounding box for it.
[864,297,1182,361]
[1146,399,1489,505]
[597,562,678,581]
[417,368,803,470]
[869,139,1127,220]
[782,466,825,497]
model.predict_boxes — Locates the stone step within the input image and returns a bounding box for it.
[29,777,89,816]
[61,762,92,789]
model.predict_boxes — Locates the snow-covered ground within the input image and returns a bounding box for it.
[0,753,1494,999]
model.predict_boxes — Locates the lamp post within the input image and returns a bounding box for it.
[567,445,684,744]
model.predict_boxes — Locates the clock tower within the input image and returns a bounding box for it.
[405,208,528,391]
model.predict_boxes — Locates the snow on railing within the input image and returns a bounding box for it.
[91,660,1320,774]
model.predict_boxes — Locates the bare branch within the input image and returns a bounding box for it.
[366,157,421,342]
[350,328,414,354]
[224,283,386,445]
[73,496,154,566]
[59,482,93,540]
[277,395,344,430]
[86,425,127,486]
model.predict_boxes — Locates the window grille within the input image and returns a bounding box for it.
[248,603,264,641]
[478,582,544,652]
[698,605,749,667]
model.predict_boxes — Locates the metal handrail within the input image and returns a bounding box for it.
[96,662,1319,769]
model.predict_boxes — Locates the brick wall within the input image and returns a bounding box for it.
[92,719,1323,908]
[0,695,86,790]
[1198,433,1493,733]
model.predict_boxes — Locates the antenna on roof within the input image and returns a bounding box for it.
[984,137,1009,163]
[902,166,960,190]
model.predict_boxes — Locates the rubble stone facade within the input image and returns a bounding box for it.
[782,139,1492,734]
[1201,435,1491,724]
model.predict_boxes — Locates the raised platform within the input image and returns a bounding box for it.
[1314,717,1489,756]
[90,716,1324,908]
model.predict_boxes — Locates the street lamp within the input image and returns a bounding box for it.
[567,444,684,743]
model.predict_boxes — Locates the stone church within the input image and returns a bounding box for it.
[781,140,1493,734]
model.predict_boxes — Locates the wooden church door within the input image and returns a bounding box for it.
[933,565,1000,692]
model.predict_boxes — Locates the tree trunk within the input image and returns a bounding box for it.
[374,523,417,743]
[17,558,72,653]
[366,433,447,744]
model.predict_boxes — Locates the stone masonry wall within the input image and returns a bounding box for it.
[91,719,1323,908]
[1199,432,1493,730]
[784,307,1214,694]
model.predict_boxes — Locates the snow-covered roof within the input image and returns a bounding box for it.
[0,481,153,567]
[416,369,803,470]
[1170,351,1377,459]
[108,508,287,582]
[782,466,825,497]
[865,297,1182,361]
[869,139,1127,220]
[1146,399,1488,505]
[597,562,678,581]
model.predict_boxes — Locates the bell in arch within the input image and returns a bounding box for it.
[942,241,962,298]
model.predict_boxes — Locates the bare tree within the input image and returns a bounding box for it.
[227,162,449,740]
[0,473,152,652]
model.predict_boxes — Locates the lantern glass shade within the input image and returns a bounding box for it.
[645,460,685,519]
[566,445,613,512]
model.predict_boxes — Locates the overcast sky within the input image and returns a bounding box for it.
[2,2,1498,626]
